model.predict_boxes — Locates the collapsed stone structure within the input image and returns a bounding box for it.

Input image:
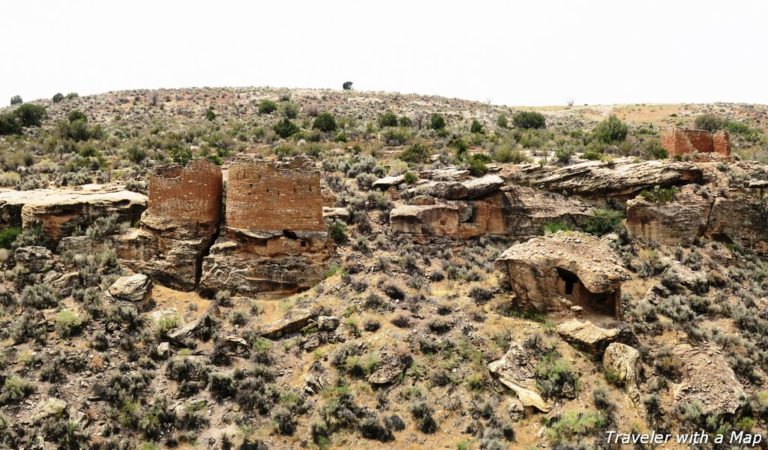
[199,157,331,297]
[495,232,629,319]
[118,159,223,290]
[660,127,730,158]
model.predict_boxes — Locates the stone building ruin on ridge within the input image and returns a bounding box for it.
[660,127,730,158]
[495,231,629,319]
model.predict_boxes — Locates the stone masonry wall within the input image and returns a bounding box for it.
[661,127,730,157]
[148,159,223,226]
[227,156,324,232]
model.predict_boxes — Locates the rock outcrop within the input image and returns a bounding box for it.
[496,232,629,318]
[488,342,552,413]
[0,185,147,243]
[502,185,594,239]
[556,319,621,355]
[603,342,641,407]
[625,185,712,246]
[672,344,745,416]
[107,273,153,308]
[533,159,703,198]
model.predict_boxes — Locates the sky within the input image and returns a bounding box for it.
[2,0,767,106]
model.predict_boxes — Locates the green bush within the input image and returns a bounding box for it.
[274,118,300,138]
[639,186,678,204]
[546,410,605,444]
[10,96,22,106]
[313,112,337,132]
[430,113,446,130]
[470,119,483,133]
[466,154,489,176]
[55,309,84,337]
[378,111,398,128]
[280,102,299,119]
[68,110,87,122]
[542,221,570,234]
[0,113,21,135]
[15,103,47,127]
[536,351,579,399]
[205,107,216,121]
[0,376,35,404]
[694,114,724,132]
[399,143,430,164]
[496,113,508,128]
[398,116,412,127]
[594,115,627,143]
[583,208,624,236]
[512,111,546,129]
[492,146,529,163]
[52,93,64,103]
[258,99,277,115]
[381,127,411,145]
[403,172,418,184]
[643,140,668,159]
[555,146,574,164]
[21,284,59,309]
[0,226,21,249]
[329,220,347,244]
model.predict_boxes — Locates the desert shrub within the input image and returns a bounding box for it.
[86,213,123,240]
[55,310,84,337]
[313,112,337,132]
[492,145,529,163]
[274,118,299,138]
[52,93,64,103]
[379,111,398,128]
[583,208,624,236]
[14,104,46,128]
[466,154,489,176]
[0,113,21,135]
[555,146,574,164]
[694,114,724,132]
[271,406,295,435]
[430,113,446,130]
[536,351,579,399]
[10,310,47,344]
[0,376,35,404]
[410,400,437,434]
[594,115,627,143]
[209,373,235,401]
[21,284,58,309]
[546,410,605,444]
[280,102,299,118]
[381,127,411,145]
[257,99,277,115]
[398,116,412,127]
[496,113,508,128]
[639,186,678,204]
[0,227,21,249]
[469,286,494,304]
[403,171,418,184]
[399,143,430,164]
[205,107,216,121]
[542,221,570,234]
[513,111,546,129]
[10,95,22,105]
[360,416,394,442]
[643,140,668,159]
[329,220,347,244]
[471,119,483,133]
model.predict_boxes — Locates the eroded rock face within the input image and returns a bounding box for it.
[533,159,703,198]
[502,185,594,239]
[488,342,552,413]
[625,185,712,246]
[0,185,147,243]
[14,246,53,273]
[707,190,768,253]
[672,344,745,416]
[603,343,641,407]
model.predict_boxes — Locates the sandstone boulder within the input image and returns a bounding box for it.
[625,185,712,245]
[14,246,53,273]
[368,355,408,385]
[502,185,594,239]
[108,274,153,304]
[260,309,316,339]
[556,319,621,355]
[603,342,641,406]
[488,342,552,413]
[372,175,405,190]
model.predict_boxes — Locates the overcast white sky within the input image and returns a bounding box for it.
[2,0,766,106]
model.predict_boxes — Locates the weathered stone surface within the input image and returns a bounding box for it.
[390,204,460,235]
[317,316,340,332]
[199,230,331,297]
[216,335,250,357]
[108,274,153,304]
[603,343,641,406]
[496,232,629,317]
[462,175,505,199]
[49,271,80,297]
[372,175,405,190]
[673,344,745,416]
[260,309,315,339]
[322,207,350,223]
[0,185,146,243]
[488,342,552,413]
[625,185,712,245]
[404,174,504,201]
[502,185,594,239]
[14,246,53,273]
[156,342,171,359]
[368,355,407,385]
[556,319,620,355]
[706,191,768,253]
[534,159,703,198]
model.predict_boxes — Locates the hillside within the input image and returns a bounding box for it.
[0,87,766,450]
